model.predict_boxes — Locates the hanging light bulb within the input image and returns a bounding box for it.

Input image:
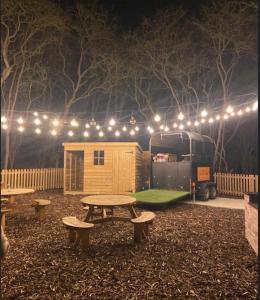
[230,112,235,117]
[70,119,79,127]
[33,112,38,116]
[1,116,7,123]
[34,118,41,125]
[159,124,164,130]
[245,106,251,112]
[109,118,116,126]
[35,128,41,134]
[208,118,214,123]
[129,115,136,125]
[52,119,59,127]
[68,130,74,136]
[2,124,8,130]
[43,114,48,120]
[83,131,89,137]
[18,126,24,132]
[252,101,258,111]
[130,129,135,135]
[90,118,96,126]
[179,124,184,130]
[96,124,100,130]
[154,114,161,122]
[147,126,151,131]
[135,126,139,131]
[200,109,208,117]
[51,129,57,136]
[177,112,184,120]
[98,131,104,137]
[122,126,127,132]
[85,123,90,129]
[17,117,24,124]
[108,126,112,131]
[115,130,120,137]
[226,106,233,114]
[164,126,169,132]
[187,121,191,126]
[148,128,154,134]
[200,119,205,124]
[223,114,229,120]
[215,115,220,120]
[173,123,178,128]
[194,121,199,127]
[237,110,243,116]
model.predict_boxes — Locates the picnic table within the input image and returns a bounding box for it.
[1,188,35,203]
[80,195,138,224]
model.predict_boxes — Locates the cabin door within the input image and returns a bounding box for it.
[65,151,84,192]
[115,150,134,193]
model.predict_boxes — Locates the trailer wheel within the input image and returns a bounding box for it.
[209,186,217,199]
[200,186,210,201]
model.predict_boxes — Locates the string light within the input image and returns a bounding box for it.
[200,119,205,124]
[35,128,41,134]
[83,131,89,137]
[2,124,8,130]
[148,128,154,134]
[85,123,90,129]
[98,131,104,137]
[68,130,74,136]
[147,126,151,131]
[70,119,79,127]
[208,118,214,123]
[159,124,164,130]
[18,126,24,132]
[115,130,120,137]
[33,112,38,116]
[154,114,161,122]
[52,119,59,127]
[216,115,220,120]
[164,126,169,132]
[130,129,135,135]
[135,126,139,131]
[43,114,48,120]
[178,112,184,120]
[201,110,208,117]
[109,118,116,126]
[237,110,243,116]
[223,114,229,120]
[179,124,184,130]
[17,117,24,124]
[226,106,233,114]
[122,126,127,132]
[51,129,57,136]
[187,121,191,126]
[34,118,41,125]
[108,126,112,131]
[194,121,199,127]
[96,125,100,130]
[1,116,7,123]
[230,112,235,117]
[252,101,258,111]
[245,107,251,112]
[173,123,178,128]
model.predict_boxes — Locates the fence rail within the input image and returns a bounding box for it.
[214,173,258,197]
[1,168,63,191]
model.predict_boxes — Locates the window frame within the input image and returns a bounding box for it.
[93,150,104,166]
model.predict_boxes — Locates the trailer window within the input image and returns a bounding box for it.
[93,150,104,165]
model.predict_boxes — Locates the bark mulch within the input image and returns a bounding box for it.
[1,191,258,300]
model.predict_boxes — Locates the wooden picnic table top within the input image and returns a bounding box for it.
[1,188,35,196]
[80,195,136,207]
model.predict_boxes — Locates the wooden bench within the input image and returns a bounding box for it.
[62,216,94,249]
[83,206,114,219]
[0,208,12,230]
[32,199,51,219]
[131,211,155,242]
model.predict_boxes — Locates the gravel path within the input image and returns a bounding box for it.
[1,191,258,300]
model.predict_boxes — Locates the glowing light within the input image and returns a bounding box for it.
[96,125,100,130]
[178,112,184,120]
[130,129,135,136]
[147,126,151,131]
[223,114,229,120]
[35,128,41,134]
[1,116,7,123]
[34,118,41,125]
[164,126,169,132]
[115,130,120,137]
[173,123,178,128]
[18,126,24,132]
[85,123,90,128]
[179,124,184,130]
[245,106,251,112]
[51,129,57,136]
[159,125,164,130]
[187,121,191,126]
[208,118,214,123]
[252,101,258,111]
[83,131,89,137]
[226,106,233,114]
[154,114,161,122]
[215,115,220,120]
[109,118,116,126]
[122,126,127,132]
[43,115,48,120]
[230,112,235,117]
[33,112,38,116]
[148,128,154,134]
[200,119,205,124]
[17,117,24,124]
[98,131,104,137]
[237,110,243,116]
[108,126,112,131]
[135,126,139,131]
[2,124,8,130]
[68,130,74,137]
[201,110,208,117]
[52,119,59,126]
[70,119,79,127]
[194,121,199,127]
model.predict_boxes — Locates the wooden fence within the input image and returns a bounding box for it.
[214,173,258,197]
[1,168,63,191]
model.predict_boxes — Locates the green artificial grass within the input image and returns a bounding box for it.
[132,189,190,204]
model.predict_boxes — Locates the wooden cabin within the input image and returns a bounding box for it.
[63,142,150,195]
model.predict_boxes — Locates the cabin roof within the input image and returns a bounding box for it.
[62,142,143,151]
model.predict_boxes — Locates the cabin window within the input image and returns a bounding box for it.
[93,150,104,165]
